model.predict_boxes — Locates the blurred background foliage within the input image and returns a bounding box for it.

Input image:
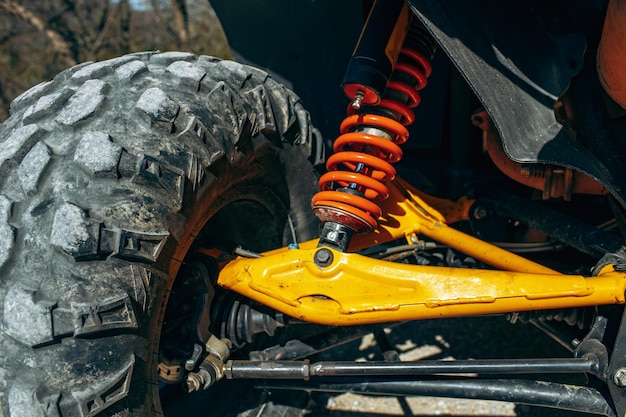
[0,0,230,121]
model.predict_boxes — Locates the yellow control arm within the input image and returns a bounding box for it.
[218,245,626,326]
[218,178,626,326]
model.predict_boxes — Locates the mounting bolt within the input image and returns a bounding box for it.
[473,206,488,220]
[351,91,365,110]
[613,368,626,387]
[314,248,334,267]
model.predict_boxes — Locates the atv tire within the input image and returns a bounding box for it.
[0,51,320,417]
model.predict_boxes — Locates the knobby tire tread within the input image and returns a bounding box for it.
[0,51,320,417]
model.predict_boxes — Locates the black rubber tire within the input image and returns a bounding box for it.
[0,51,321,417]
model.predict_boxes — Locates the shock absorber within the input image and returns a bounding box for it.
[312,0,436,251]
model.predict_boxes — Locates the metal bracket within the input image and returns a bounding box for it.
[607,306,626,416]
[574,316,609,382]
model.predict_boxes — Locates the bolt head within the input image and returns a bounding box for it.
[314,248,334,267]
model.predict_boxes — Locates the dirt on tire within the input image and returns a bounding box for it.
[0,51,321,417]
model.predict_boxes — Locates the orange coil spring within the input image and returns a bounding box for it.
[312,47,432,232]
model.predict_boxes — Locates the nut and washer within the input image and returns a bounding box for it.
[613,367,626,387]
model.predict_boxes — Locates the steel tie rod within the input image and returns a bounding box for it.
[224,357,602,380]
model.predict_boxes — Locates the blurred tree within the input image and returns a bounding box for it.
[0,0,77,67]
[0,0,230,121]
[171,0,190,50]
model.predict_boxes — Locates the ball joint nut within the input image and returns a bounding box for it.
[185,355,224,392]
[314,248,334,267]
[185,368,212,393]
